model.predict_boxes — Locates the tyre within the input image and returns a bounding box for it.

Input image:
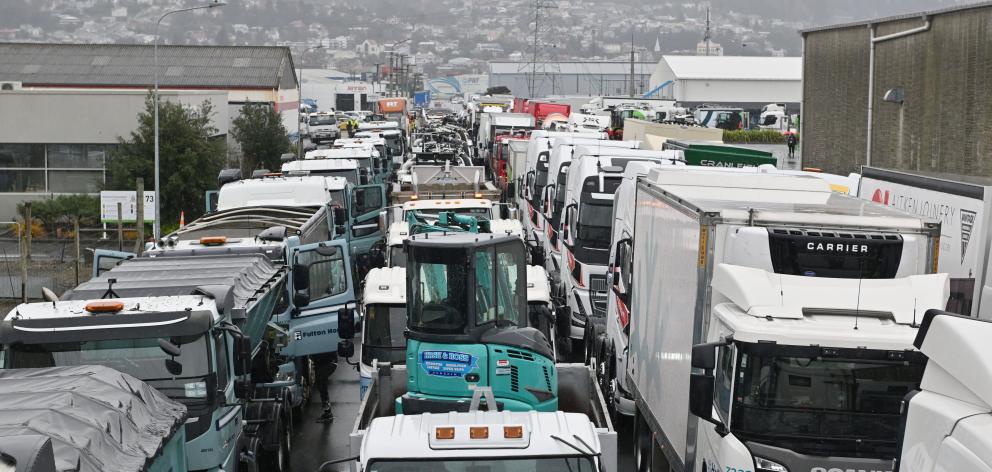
[599,345,617,421]
[238,436,261,472]
[260,416,290,472]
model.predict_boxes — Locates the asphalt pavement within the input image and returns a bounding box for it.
[290,362,363,472]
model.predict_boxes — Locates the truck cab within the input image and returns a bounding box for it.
[685,265,949,472]
[353,129,406,166]
[335,137,394,180]
[282,157,364,185]
[307,112,341,144]
[558,148,684,358]
[1,295,271,472]
[359,266,407,397]
[538,138,639,278]
[305,147,383,185]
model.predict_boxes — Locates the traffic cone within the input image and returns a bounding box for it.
[179,211,185,227]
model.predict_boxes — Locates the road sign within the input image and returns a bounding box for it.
[100,191,156,223]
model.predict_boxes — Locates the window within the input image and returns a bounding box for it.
[353,187,383,216]
[495,245,524,327]
[296,247,348,305]
[475,249,496,324]
[714,344,734,420]
[48,170,102,193]
[0,144,44,167]
[214,333,230,390]
[0,144,110,194]
[0,170,45,192]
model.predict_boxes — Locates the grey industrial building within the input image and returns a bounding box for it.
[0,43,298,221]
[800,2,992,176]
[487,61,655,98]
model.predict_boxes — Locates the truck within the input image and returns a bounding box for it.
[856,167,992,318]
[2,286,293,472]
[281,157,365,185]
[391,163,500,203]
[536,138,640,280]
[692,106,745,130]
[477,112,535,166]
[601,166,868,418]
[567,113,611,133]
[306,112,341,144]
[623,168,946,472]
[349,362,616,472]
[0,366,188,472]
[757,103,794,133]
[895,309,992,471]
[662,139,777,168]
[335,137,396,176]
[492,135,530,198]
[303,147,386,185]
[527,101,572,124]
[375,99,409,132]
[353,128,407,166]
[558,148,685,360]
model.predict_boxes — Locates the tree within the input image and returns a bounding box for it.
[107,94,225,225]
[231,102,291,173]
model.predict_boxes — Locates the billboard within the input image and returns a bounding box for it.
[426,74,489,99]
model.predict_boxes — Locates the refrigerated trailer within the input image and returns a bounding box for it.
[857,166,992,318]
[624,169,944,472]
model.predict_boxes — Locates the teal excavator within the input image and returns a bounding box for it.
[396,212,557,413]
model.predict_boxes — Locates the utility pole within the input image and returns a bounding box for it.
[629,31,636,97]
[704,7,712,56]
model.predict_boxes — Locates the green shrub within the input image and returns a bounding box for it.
[723,129,796,144]
[17,194,101,230]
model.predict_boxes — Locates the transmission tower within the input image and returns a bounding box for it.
[524,0,557,98]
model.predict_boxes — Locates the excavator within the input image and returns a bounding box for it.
[397,222,558,414]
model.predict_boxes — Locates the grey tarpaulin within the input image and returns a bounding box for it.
[0,366,187,472]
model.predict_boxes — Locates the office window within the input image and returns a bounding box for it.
[48,170,103,193]
[0,143,110,194]
[0,170,45,193]
[0,144,44,168]
[48,144,106,168]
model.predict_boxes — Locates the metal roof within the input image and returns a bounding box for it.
[489,61,656,76]
[800,0,992,34]
[0,42,295,89]
[659,55,802,81]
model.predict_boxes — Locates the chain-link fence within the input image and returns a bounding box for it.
[0,231,133,314]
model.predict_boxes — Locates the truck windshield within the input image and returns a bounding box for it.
[405,208,492,221]
[7,335,212,400]
[362,304,407,367]
[574,176,621,264]
[310,116,336,126]
[533,151,551,205]
[369,456,596,472]
[731,346,925,458]
[549,163,572,248]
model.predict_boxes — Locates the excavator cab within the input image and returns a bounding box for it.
[400,232,558,414]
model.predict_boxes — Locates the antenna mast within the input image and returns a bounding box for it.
[527,0,556,98]
[704,7,712,56]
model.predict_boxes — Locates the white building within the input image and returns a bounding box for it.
[695,41,724,56]
[646,55,801,111]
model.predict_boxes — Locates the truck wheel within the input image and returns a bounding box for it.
[261,416,291,472]
[239,436,261,472]
[599,345,617,420]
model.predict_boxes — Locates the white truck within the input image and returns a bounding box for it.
[757,103,792,133]
[306,112,341,144]
[348,363,616,472]
[567,113,612,133]
[558,148,684,360]
[624,169,945,472]
[538,138,640,279]
[602,166,866,417]
[281,157,365,185]
[895,309,992,471]
[857,166,992,318]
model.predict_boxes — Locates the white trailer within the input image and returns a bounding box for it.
[896,309,992,471]
[626,169,943,472]
[857,166,992,318]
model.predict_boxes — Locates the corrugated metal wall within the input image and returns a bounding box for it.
[802,26,870,174]
[803,6,992,176]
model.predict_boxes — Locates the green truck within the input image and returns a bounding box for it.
[0,365,188,472]
[662,140,777,168]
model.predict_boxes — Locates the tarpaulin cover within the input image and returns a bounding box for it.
[0,366,187,472]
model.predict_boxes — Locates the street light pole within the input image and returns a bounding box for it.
[297,44,323,160]
[154,1,225,242]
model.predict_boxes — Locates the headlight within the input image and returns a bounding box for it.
[754,457,789,472]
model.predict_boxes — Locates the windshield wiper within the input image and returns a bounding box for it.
[550,434,603,472]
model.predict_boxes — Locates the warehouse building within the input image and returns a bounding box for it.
[800,2,992,175]
[0,43,298,220]
[487,61,655,98]
[646,55,802,114]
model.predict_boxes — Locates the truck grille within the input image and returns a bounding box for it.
[589,274,608,317]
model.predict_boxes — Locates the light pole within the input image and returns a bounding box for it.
[153,0,225,242]
[297,44,323,159]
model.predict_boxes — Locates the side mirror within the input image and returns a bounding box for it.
[688,372,717,424]
[337,339,355,358]
[360,169,370,185]
[691,342,719,370]
[335,224,346,236]
[508,207,519,220]
[378,210,388,233]
[338,307,356,339]
[555,305,571,336]
[233,335,252,376]
[293,263,310,291]
[293,290,311,309]
[332,206,347,226]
